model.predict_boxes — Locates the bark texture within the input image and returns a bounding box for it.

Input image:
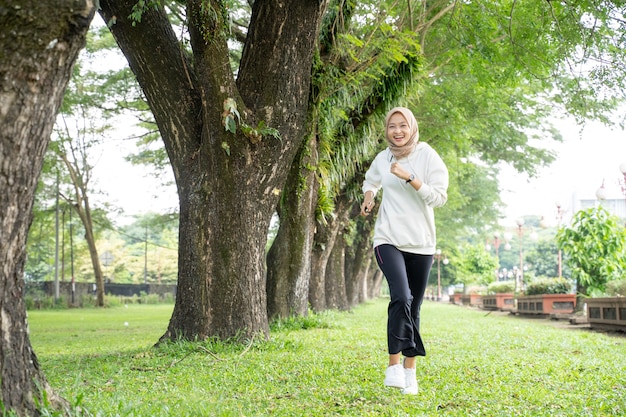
[344,216,375,307]
[368,268,384,299]
[266,135,318,320]
[0,1,96,414]
[325,231,348,310]
[98,0,329,340]
[309,211,343,312]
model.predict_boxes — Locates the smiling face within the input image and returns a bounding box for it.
[386,112,411,148]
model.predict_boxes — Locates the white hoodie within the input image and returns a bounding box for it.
[362,142,448,254]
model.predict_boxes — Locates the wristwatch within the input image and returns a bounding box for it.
[406,174,415,183]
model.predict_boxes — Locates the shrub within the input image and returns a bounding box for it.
[465,285,485,295]
[525,277,571,295]
[25,294,67,310]
[140,292,161,304]
[79,294,97,308]
[605,279,626,296]
[487,281,515,294]
[105,294,124,307]
[162,292,174,303]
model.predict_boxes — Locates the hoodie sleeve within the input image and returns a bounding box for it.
[416,149,448,208]
[362,152,384,197]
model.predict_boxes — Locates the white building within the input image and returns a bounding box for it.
[574,193,626,222]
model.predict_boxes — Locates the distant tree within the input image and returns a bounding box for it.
[29,23,149,302]
[456,245,499,289]
[556,206,626,296]
[51,133,110,305]
[24,187,58,282]
[436,162,503,242]
[118,212,179,283]
[527,240,559,278]
[525,239,571,279]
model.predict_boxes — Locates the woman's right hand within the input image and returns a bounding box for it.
[361,192,375,216]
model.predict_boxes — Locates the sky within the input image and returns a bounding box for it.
[498,118,626,227]
[90,139,178,226]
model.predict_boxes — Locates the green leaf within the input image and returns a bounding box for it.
[224,116,236,134]
[221,142,231,156]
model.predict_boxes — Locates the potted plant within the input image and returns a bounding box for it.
[585,279,626,330]
[556,206,626,311]
[482,281,515,311]
[516,277,576,316]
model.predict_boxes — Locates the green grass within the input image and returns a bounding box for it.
[28,299,626,416]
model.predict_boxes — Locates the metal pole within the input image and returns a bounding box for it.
[70,209,75,305]
[515,219,524,293]
[556,203,563,279]
[621,164,626,226]
[54,170,60,302]
[437,256,441,301]
[144,223,148,284]
[518,230,523,290]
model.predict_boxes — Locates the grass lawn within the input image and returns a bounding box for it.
[28,299,626,416]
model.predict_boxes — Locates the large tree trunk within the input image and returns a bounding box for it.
[324,230,349,310]
[358,257,373,302]
[266,0,362,317]
[344,216,374,308]
[368,268,384,299]
[0,1,96,414]
[309,208,344,312]
[323,199,353,310]
[266,134,319,320]
[98,0,328,340]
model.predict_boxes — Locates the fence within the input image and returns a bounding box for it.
[26,281,177,301]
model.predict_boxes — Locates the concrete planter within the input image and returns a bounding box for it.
[450,293,463,305]
[461,293,482,307]
[481,293,515,311]
[516,294,576,315]
[586,297,626,331]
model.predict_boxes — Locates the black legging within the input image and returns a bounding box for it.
[375,244,433,357]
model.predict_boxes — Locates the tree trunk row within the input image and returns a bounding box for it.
[269,179,382,320]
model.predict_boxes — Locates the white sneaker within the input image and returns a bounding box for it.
[384,364,405,388]
[401,367,418,395]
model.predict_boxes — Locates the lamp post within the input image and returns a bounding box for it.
[555,202,565,279]
[485,232,502,258]
[486,231,509,281]
[515,218,524,293]
[503,232,513,251]
[596,163,626,224]
[619,162,626,218]
[434,249,447,301]
[620,163,626,191]
[596,180,608,201]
